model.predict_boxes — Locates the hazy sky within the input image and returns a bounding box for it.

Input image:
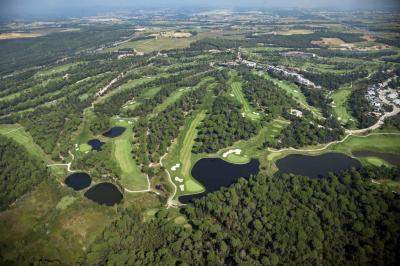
[1,0,399,19]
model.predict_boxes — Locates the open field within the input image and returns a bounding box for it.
[112,120,148,190]
[331,87,356,125]
[0,181,114,264]
[230,79,260,120]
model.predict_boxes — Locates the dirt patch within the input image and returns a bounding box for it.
[312,37,346,46]
[273,29,313,35]
[0,32,45,40]
[362,34,376,42]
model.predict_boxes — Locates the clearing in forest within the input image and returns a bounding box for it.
[112,120,148,190]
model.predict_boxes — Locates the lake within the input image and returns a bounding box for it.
[84,183,123,206]
[103,127,126,138]
[87,139,105,151]
[352,150,400,166]
[179,158,260,204]
[65,172,92,190]
[275,153,361,178]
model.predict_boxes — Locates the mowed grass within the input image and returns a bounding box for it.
[230,80,260,120]
[225,153,250,164]
[164,105,213,198]
[333,134,400,155]
[331,87,356,125]
[0,124,58,165]
[112,120,148,190]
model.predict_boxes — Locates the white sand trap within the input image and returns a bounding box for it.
[175,176,183,182]
[222,149,242,158]
[75,148,79,151]
[241,112,245,117]
[123,106,128,108]
[230,93,234,97]
[252,111,260,115]
[294,90,298,93]
[128,121,133,124]
[179,184,185,191]
[338,117,342,120]
[119,119,124,122]
[171,163,181,171]
[85,151,89,154]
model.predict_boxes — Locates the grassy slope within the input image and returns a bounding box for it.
[230,79,260,120]
[112,120,148,190]
[331,86,356,125]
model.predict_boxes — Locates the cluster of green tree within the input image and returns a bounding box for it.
[85,168,400,265]
[19,96,90,158]
[72,142,120,180]
[358,165,400,182]
[375,37,400,47]
[300,85,332,117]
[0,71,113,116]
[0,55,149,117]
[133,84,210,168]
[0,135,49,211]
[93,69,202,117]
[193,96,258,153]
[348,88,379,128]
[383,114,400,130]
[240,71,296,117]
[125,72,211,117]
[0,25,134,75]
[300,70,368,90]
[268,111,344,148]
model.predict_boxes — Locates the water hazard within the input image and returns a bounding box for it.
[275,153,361,178]
[65,172,92,190]
[179,158,260,204]
[103,127,126,138]
[84,182,123,206]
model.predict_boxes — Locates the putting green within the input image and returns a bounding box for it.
[225,153,250,164]
[78,143,92,153]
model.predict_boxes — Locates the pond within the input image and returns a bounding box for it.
[65,172,91,191]
[84,183,123,206]
[352,150,400,166]
[179,158,260,204]
[275,153,361,178]
[87,139,105,151]
[103,127,126,138]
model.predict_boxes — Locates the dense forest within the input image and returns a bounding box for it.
[268,111,344,148]
[348,88,379,128]
[193,96,258,153]
[85,167,400,265]
[0,135,49,210]
[300,70,368,90]
[240,71,295,117]
[133,82,211,169]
